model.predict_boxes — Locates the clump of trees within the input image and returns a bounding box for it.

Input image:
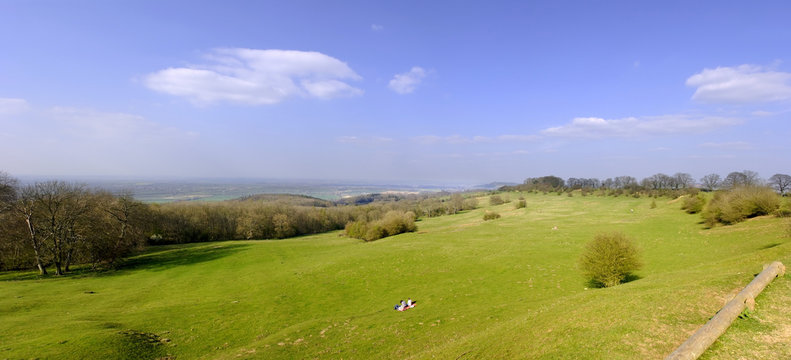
[344,210,417,241]
[702,186,780,227]
[0,173,150,274]
[579,232,642,288]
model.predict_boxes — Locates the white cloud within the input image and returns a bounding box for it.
[337,136,393,144]
[542,115,741,138]
[388,67,427,94]
[410,134,539,144]
[497,134,541,142]
[699,141,752,150]
[371,24,383,31]
[686,64,791,103]
[145,48,363,106]
[0,98,30,114]
[751,110,774,117]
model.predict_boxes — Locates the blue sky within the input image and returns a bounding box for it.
[1,1,790,184]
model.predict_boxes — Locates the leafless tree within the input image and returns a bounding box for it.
[700,173,721,191]
[16,181,89,275]
[769,173,791,195]
[672,173,694,189]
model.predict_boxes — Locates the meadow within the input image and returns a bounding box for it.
[1,192,789,359]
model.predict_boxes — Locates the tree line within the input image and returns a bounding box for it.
[501,171,791,196]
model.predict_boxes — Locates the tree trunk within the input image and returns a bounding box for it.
[24,217,47,275]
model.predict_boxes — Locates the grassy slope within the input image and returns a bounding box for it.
[1,192,789,359]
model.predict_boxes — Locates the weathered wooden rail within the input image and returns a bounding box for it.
[665,261,786,360]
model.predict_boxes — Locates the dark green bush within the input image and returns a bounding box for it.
[515,199,526,209]
[579,232,642,288]
[702,187,781,227]
[483,211,501,221]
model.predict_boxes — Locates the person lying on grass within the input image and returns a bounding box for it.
[394,298,417,311]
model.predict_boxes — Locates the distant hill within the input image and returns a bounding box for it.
[471,181,519,190]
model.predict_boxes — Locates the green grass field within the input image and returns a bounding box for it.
[2,192,789,359]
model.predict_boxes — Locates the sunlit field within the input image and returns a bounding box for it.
[2,192,789,359]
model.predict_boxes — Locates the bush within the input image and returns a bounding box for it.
[702,187,781,226]
[489,195,505,206]
[776,199,791,218]
[344,210,417,241]
[515,199,526,209]
[579,232,642,288]
[483,211,501,221]
[681,194,705,214]
[650,200,657,209]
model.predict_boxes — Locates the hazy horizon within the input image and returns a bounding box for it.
[2,1,790,183]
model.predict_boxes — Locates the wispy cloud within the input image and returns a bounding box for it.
[371,24,383,31]
[699,141,752,150]
[686,64,791,103]
[389,66,427,94]
[48,107,193,141]
[410,134,539,145]
[541,115,741,138]
[0,99,200,176]
[0,98,30,114]
[145,48,363,106]
[336,136,393,144]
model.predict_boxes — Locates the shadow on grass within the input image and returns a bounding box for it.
[112,243,251,273]
[585,273,643,289]
[760,242,782,250]
[0,243,250,281]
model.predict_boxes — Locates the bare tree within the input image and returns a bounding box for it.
[700,173,721,191]
[722,171,750,189]
[742,170,762,186]
[769,173,791,195]
[673,173,694,189]
[17,181,89,275]
[448,193,465,214]
[15,185,48,275]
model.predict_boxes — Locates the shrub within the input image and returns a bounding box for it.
[775,199,791,218]
[702,187,781,226]
[344,210,417,241]
[681,194,705,214]
[650,200,657,209]
[483,211,501,221]
[489,195,505,206]
[515,199,526,209]
[579,232,642,288]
